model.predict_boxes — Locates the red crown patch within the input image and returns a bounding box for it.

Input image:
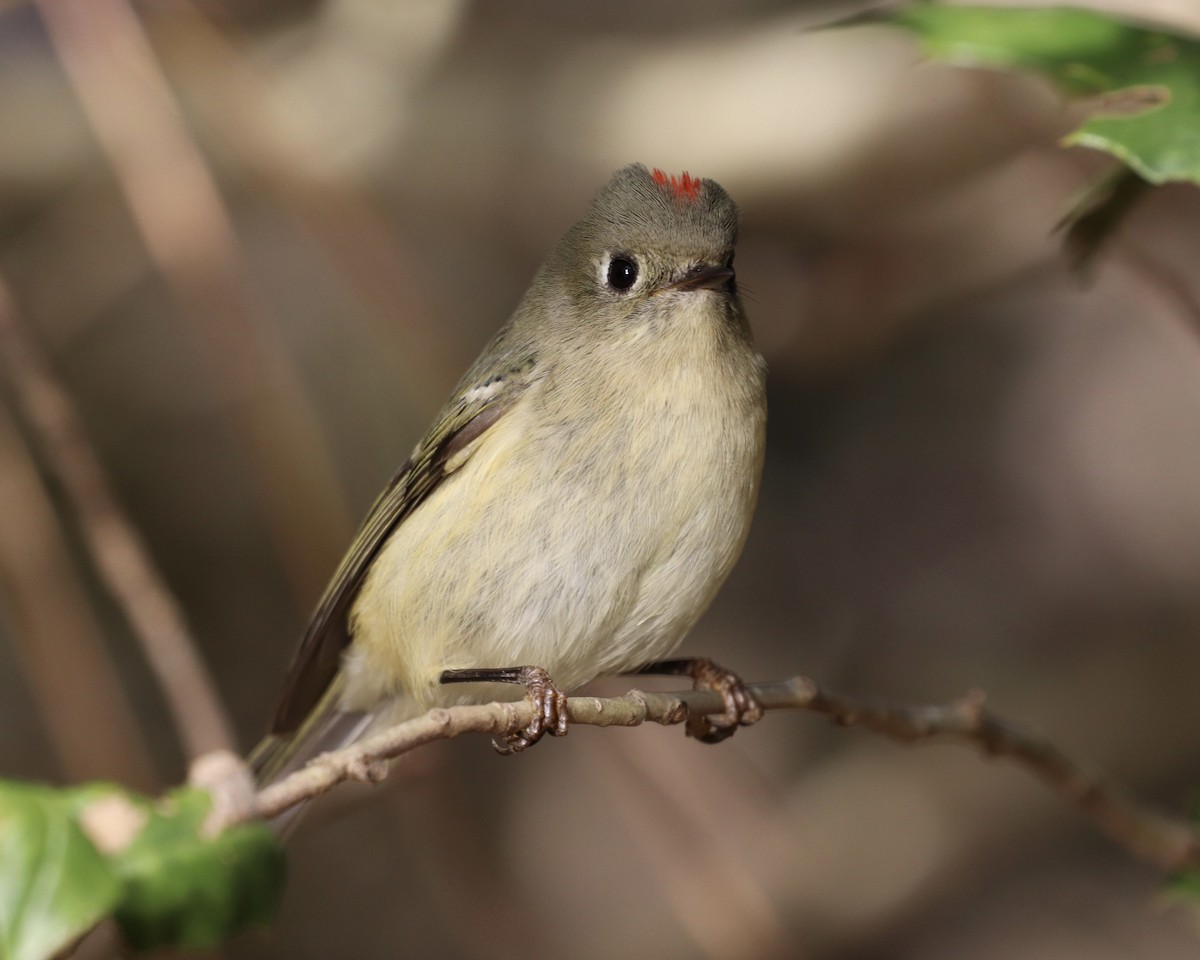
[651,168,702,202]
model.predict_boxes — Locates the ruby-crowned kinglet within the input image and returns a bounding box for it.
[252,164,766,783]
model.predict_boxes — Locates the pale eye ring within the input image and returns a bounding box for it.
[604,254,639,292]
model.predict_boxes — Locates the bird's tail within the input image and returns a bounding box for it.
[248,675,373,833]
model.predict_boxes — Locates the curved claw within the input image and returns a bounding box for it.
[676,658,763,744]
[491,666,569,755]
[628,657,762,743]
[440,663,569,755]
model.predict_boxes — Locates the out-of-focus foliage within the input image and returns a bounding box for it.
[893,5,1200,184]
[103,786,284,951]
[0,781,283,957]
[0,782,119,960]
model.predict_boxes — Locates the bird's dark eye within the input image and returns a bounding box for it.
[606,256,639,291]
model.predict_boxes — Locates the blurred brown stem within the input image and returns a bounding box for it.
[33,0,354,608]
[0,401,158,788]
[247,676,1200,875]
[0,276,234,758]
[150,3,469,407]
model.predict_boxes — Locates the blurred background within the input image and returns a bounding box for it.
[2,0,1200,956]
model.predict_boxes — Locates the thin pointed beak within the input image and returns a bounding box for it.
[667,263,735,292]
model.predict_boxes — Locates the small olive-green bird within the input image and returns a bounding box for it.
[252,163,767,785]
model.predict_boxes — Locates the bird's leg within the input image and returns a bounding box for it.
[439,665,568,755]
[630,657,763,743]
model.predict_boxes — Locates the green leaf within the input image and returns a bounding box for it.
[106,788,285,951]
[891,5,1200,185]
[0,781,121,960]
[0,779,285,957]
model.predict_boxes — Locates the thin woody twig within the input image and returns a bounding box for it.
[0,276,235,758]
[245,676,1200,875]
[797,681,1200,874]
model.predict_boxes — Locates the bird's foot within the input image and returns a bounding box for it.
[439,664,568,755]
[632,657,762,743]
